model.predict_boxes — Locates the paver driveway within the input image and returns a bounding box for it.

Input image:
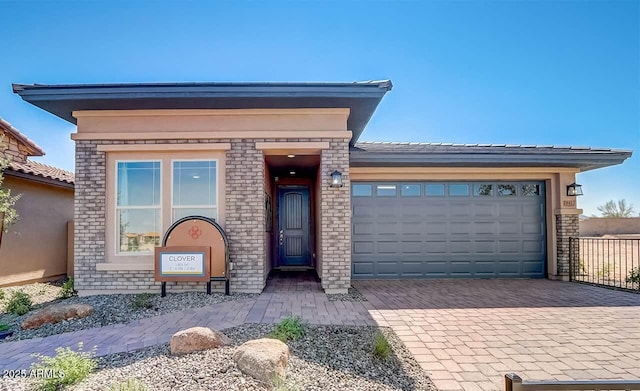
[355,279,640,391]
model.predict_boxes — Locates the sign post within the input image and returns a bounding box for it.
[155,246,211,297]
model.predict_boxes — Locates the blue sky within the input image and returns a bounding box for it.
[0,1,638,216]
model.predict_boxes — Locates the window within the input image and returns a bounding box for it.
[116,162,161,254]
[521,184,540,196]
[376,184,397,197]
[449,184,469,196]
[425,184,445,196]
[352,184,372,197]
[474,184,493,196]
[498,184,517,196]
[400,184,421,197]
[172,160,218,221]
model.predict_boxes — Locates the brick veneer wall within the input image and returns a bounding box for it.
[225,140,266,293]
[74,140,107,292]
[74,137,349,294]
[556,213,579,278]
[320,140,351,294]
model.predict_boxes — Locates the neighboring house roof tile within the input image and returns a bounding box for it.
[8,160,75,185]
[0,117,45,157]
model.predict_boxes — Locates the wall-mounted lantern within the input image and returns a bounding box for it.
[567,183,583,196]
[330,170,343,188]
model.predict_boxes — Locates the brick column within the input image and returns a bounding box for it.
[74,140,107,291]
[320,140,351,294]
[556,213,579,278]
[225,140,266,293]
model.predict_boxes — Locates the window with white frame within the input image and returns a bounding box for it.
[116,161,161,254]
[172,160,218,221]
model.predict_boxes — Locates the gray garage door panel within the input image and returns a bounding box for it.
[351,182,546,279]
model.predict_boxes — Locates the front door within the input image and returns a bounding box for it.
[277,186,311,267]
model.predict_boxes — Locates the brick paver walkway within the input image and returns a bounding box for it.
[0,274,373,372]
[355,279,640,391]
[1,277,639,391]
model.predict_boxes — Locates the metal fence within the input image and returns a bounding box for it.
[569,237,640,291]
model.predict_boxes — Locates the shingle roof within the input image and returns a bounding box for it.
[0,117,45,156]
[8,160,74,185]
[352,141,628,154]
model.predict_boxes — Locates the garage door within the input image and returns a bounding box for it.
[351,181,546,278]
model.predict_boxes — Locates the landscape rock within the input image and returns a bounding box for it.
[233,338,290,383]
[170,326,230,355]
[21,303,94,330]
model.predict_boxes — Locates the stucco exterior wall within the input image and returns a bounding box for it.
[0,176,73,286]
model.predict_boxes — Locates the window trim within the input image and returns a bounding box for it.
[114,159,163,256]
[170,159,219,222]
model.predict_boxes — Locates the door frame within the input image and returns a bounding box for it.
[274,183,315,269]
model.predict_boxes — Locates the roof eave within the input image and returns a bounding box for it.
[4,169,74,189]
[349,151,632,172]
[12,81,392,145]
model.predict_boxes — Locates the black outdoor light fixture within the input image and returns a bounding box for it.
[330,170,343,188]
[567,183,583,196]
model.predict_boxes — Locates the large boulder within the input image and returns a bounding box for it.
[170,327,230,355]
[233,338,290,383]
[21,303,94,330]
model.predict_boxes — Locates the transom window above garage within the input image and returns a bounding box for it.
[351,182,544,198]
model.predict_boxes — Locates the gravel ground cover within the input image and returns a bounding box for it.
[0,283,256,342]
[1,324,435,391]
[0,280,65,313]
[326,286,368,302]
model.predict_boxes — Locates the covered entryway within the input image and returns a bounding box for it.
[351,181,546,278]
[264,152,321,272]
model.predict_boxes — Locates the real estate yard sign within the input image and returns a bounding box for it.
[154,246,211,282]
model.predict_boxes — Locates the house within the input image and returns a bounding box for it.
[0,117,74,286]
[12,81,632,295]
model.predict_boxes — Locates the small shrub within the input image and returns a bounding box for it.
[0,289,5,300]
[269,316,304,342]
[372,331,391,360]
[0,323,10,332]
[627,267,640,287]
[58,277,76,299]
[132,293,154,309]
[31,342,96,391]
[6,291,32,316]
[271,375,296,391]
[110,378,148,391]
[597,263,612,278]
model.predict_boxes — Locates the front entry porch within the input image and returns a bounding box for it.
[264,153,320,273]
[258,140,351,294]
